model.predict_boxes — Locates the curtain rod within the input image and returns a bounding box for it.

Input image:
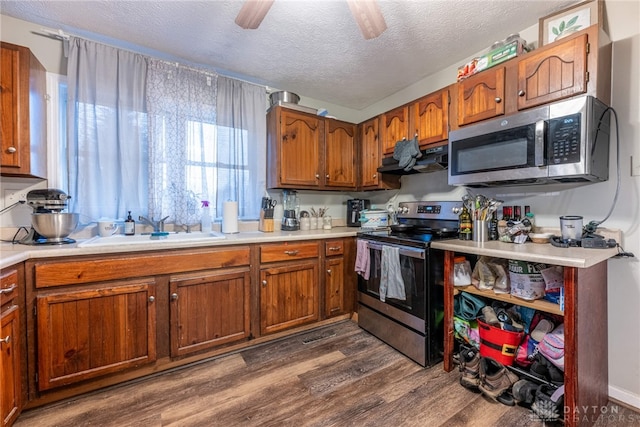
[36,26,269,92]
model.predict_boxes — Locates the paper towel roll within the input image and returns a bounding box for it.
[222,201,239,234]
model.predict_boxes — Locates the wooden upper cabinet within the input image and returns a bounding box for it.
[457,67,506,126]
[381,105,410,155]
[359,118,380,188]
[266,107,322,189]
[324,119,356,188]
[0,42,47,178]
[411,89,449,149]
[517,34,588,110]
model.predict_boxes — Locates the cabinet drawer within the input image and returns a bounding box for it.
[34,247,251,288]
[260,242,319,263]
[1,268,19,306]
[325,239,344,256]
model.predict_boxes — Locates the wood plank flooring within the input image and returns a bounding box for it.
[16,320,639,426]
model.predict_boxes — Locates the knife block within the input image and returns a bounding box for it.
[259,211,274,232]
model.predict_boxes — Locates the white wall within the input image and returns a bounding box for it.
[2,0,639,408]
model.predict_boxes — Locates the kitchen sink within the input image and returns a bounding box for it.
[78,231,226,247]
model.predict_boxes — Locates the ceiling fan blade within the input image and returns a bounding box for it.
[347,0,387,40]
[235,0,275,29]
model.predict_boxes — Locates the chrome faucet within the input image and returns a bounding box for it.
[138,215,169,232]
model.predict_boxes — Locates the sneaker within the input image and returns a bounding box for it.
[478,357,519,405]
[512,379,538,405]
[458,344,481,389]
[481,306,500,325]
[530,353,564,386]
[532,384,564,421]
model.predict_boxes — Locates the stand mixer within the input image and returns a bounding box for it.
[19,189,79,245]
[281,189,300,231]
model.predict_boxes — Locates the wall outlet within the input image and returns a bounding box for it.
[4,190,28,205]
[632,155,640,177]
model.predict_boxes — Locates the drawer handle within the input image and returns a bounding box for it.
[0,284,17,295]
[328,246,341,251]
[284,250,299,256]
[171,293,178,301]
[148,296,155,303]
[0,335,10,345]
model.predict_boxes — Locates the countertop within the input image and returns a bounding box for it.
[0,227,359,269]
[1,227,621,270]
[431,239,619,268]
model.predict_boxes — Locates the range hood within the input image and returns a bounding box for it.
[377,145,448,175]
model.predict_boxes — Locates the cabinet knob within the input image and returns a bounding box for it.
[518,90,525,97]
[494,97,502,103]
[262,280,267,287]
[0,335,10,345]
[6,146,17,153]
[148,296,155,303]
[326,269,332,274]
[0,284,17,295]
[315,174,320,179]
[171,293,178,301]
[326,174,330,179]
[372,174,377,179]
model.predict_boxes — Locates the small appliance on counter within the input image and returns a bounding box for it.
[19,189,79,245]
[346,199,370,227]
[281,189,300,231]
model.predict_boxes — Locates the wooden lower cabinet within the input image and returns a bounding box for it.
[35,280,156,391]
[324,239,352,318]
[1,305,21,427]
[169,268,250,357]
[260,261,319,335]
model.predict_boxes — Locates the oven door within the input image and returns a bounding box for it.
[357,240,426,320]
[448,105,549,186]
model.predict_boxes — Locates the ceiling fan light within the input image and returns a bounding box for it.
[347,0,387,40]
[235,0,275,29]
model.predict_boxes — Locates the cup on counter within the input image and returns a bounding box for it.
[97,219,119,237]
[473,220,489,242]
[300,217,310,231]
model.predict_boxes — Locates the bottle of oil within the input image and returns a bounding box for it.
[489,211,499,240]
[458,206,472,240]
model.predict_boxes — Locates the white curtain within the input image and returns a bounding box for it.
[66,37,148,223]
[146,60,218,225]
[215,76,267,220]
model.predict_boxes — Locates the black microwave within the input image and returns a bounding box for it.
[448,96,610,187]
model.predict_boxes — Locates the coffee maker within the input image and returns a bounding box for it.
[347,199,370,227]
[282,189,300,231]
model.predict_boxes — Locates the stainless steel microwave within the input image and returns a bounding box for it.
[448,96,610,187]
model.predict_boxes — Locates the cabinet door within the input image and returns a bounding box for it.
[169,269,250,358]
[517,34,587,110]
[279,110,322,187]
[1,305,20,427]
[36,280,156,391]
[360,118,380,188]
[325,119,356,188]
[0,45,20,169]
[381,105,409,155]
[260,261,319,335]
[411,89,449,149]
[457,67,505,126]
[325,257,346,318]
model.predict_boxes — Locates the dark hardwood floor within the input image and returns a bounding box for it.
[16,320,638,426]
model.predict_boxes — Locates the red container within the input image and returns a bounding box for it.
[478,318,524,365]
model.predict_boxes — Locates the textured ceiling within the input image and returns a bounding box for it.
[0,0,578,110]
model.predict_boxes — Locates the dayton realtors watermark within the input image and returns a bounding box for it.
[530,404,640,424]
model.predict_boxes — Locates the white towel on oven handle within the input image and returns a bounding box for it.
[355,239,370,280]
[380,245,406,302]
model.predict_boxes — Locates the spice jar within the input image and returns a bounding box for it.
[323,216,332,230]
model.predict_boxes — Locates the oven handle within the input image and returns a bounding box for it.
[364,241,425,259]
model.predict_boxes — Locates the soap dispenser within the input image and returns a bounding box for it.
[201,201,212,233]
[125,211,136,235]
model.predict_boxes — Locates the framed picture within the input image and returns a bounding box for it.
[538,0,603,46]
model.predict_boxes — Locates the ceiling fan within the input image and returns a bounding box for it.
[234,0,387,40]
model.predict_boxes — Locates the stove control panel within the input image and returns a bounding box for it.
[417,205,441,214]
[398,201,461,221]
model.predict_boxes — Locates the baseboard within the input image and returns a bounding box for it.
[609,385,640,411]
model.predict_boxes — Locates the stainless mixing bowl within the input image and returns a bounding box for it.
[31,213,79,241]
